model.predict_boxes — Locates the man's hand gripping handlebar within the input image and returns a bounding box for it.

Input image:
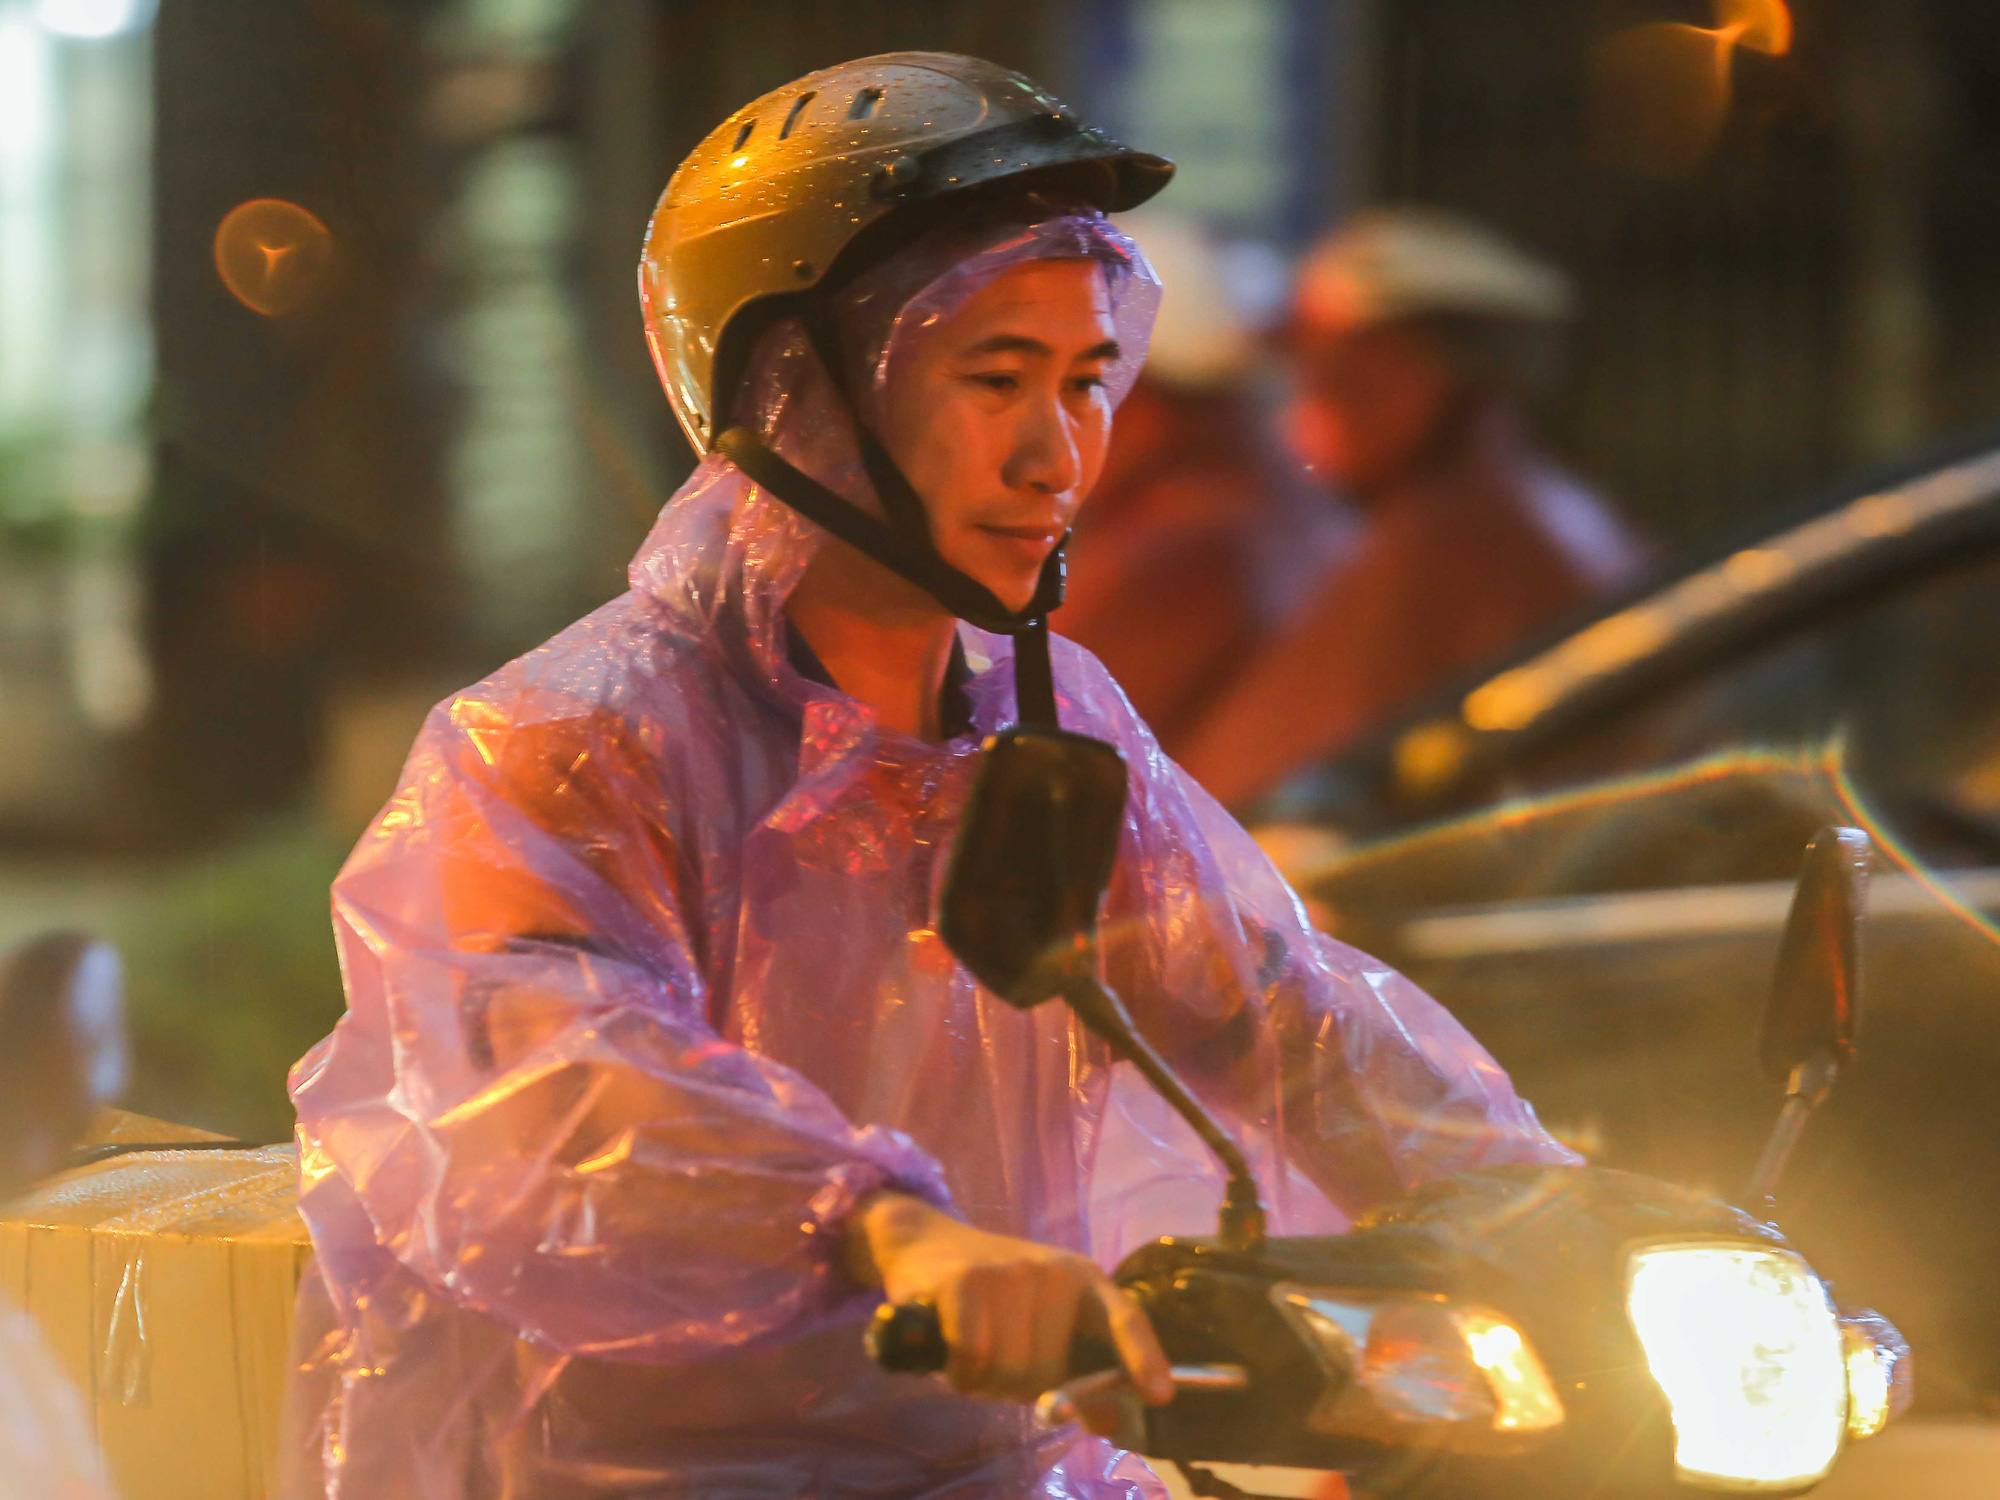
[845,1190,1174,1435]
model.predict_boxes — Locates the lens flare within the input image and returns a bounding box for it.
[1823,756,2000,950]
[1716,0,1793,56]
[214,198,334,316]
[35,0,154,39]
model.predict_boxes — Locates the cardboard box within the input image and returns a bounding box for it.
[0,1111,310,1500]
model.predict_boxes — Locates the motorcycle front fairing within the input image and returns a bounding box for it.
[1112,1165,1889,1499]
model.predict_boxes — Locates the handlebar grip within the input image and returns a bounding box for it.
[865,1301,1127,1378]
[867,1301,949,1374]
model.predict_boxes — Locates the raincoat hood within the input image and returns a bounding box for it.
[281,217,1573,1500]
[702,209,1162,721]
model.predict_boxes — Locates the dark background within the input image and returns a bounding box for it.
[136,0,2000,840]
[2,0,1994,1345]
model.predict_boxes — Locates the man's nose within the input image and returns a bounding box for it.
[1002,389,1081,496]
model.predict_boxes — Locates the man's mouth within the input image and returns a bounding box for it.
[978,519,1068,545]
[975,522,1065,569]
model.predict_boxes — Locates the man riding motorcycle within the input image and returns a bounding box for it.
[281,53,1573,1499]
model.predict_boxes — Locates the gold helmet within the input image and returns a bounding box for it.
[640,51,1172,455]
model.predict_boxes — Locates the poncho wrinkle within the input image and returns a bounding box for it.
[284,216,1573,1500]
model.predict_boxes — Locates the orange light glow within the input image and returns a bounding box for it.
[213,198,334,316]
[1716,0,1793,57]
[1590,0,1793,179]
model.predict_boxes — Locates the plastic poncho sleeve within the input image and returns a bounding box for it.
[298,691,953,1365]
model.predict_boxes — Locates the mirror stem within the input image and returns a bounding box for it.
[1054,949,1267,1252]
[1742,1048,1840,1214]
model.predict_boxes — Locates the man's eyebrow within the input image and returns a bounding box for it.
[961,333,1053,359]
[958,334,1124,362]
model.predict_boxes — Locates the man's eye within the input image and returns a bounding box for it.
[1068,373,1108,396]
[968,371,1019,393]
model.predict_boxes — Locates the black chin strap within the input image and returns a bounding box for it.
[713,303,1065,729]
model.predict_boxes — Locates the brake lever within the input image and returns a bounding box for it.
[866,1299,1248,1446]
[1036,1365,1252,1453]
[1039,1363,1251,1409]
[1178,1463,1304,1500]
[1036,1366,1147,1447]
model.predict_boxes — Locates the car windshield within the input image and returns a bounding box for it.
[1482,547,2000,872]
[1299,540,2000,1419]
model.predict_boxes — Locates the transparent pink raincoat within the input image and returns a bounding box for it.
[283,214,1575,1499]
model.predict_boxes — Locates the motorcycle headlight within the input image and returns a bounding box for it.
[1626,1242,1847,1492]
[1272,1284,1564,1453]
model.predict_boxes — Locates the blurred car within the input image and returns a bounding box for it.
[1269,426,2000,1412]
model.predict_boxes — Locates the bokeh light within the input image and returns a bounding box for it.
[34,0,155,40]
[213,198,335,317]
[1590,0,1794,180]
[1716,0,1793,57]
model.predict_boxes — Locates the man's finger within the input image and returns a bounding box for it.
[1024,1265,1081,1394]
[942,1278,990,1393]
[1094,1279,1172,1406]
[988,1266,1037,1396]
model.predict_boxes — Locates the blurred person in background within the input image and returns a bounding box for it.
[1177,209,1651,810]
[1055,212,1279,754]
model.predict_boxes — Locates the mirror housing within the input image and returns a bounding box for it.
[939,727,1129,1008]
[938,726,1268,1250]
[1743,826,1869,1210]
[1760,825,1869,1092]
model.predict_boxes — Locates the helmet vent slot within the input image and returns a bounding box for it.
[849,87,884,121]
[780,92,816,140]
[731,120,754,152]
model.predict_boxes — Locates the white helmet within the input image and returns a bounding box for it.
[1297,208,1572,333]
[1113,210,1270,390]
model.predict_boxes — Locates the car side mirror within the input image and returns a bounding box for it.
[939,727,1130,1008]
[1744,826,1869,1209]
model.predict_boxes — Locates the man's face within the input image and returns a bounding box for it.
[1286,319,1454,501]
[878,259,1120,612]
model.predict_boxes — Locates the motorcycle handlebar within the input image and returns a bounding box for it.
[865,1301,1122,1378]
[866,1301,951,1374]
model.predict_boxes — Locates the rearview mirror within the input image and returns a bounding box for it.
[1744,826,1870,1209]
[1760,825,1870,1089]
[939,728,1268,1249]
[939,727,1129,1008]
